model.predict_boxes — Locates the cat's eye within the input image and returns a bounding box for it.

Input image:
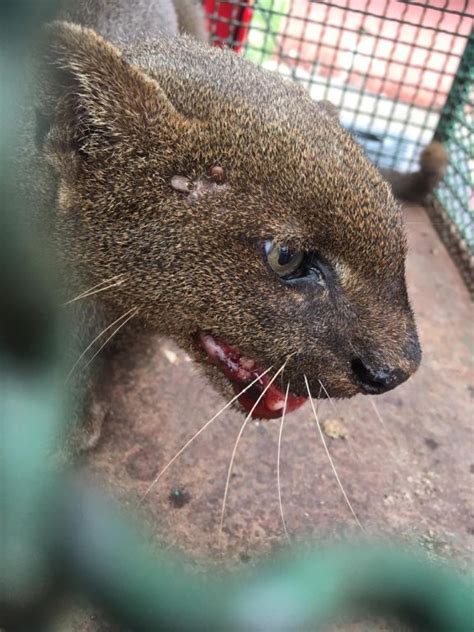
[264,241,304,279]
[264,240,326,286]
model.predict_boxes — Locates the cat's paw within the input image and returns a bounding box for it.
[74,399,108,453]
[55,399,108,465]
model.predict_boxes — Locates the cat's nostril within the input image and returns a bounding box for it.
[351,358,408,394]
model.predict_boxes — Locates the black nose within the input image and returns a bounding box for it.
[351,358,409,394]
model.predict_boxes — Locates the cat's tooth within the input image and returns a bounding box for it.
[267,399,285,411]
[240,357,256,370]
[200,333,219,356]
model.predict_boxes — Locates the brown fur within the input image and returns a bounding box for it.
[381,141,448,204]
[57,0,208,44]
[32,16,422,446]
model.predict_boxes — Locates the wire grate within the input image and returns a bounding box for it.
[204,1,474,259]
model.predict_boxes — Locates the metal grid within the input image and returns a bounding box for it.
[205,1,474,256]
[434,27,474,252]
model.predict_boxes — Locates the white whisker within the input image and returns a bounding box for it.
[63,274,125,306]
[315,383,322,416]
[277,383,291,544]
[81,307,139,374]
[305,375,364,532]
[318,378,362,466]
[369,397,403,466]
[369,397,386,429]
[65,306,137,383]
[318,379,337,415]
[139,365,275,504]
[218,359,291,547]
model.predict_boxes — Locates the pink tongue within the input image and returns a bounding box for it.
[199,333,306,420]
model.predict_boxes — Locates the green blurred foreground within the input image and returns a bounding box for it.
[1,2,473,630]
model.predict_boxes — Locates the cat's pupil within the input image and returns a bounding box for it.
[278,247,294,266]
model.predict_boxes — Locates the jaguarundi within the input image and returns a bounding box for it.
[27,0,446,451]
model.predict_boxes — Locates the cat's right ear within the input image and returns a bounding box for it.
[35,21,190,157]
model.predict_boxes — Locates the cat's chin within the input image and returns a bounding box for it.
[196,332,307,420]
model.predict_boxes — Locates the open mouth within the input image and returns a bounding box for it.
[198,333,307,420]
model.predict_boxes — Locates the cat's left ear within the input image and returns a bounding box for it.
[36,21,190,155]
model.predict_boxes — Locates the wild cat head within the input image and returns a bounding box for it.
[38,22,421,418]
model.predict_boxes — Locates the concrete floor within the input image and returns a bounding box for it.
[72,203,472,630]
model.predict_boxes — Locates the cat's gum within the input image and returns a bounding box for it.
[199,333,306,420]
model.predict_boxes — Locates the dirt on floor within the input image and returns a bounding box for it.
[67,203,472,630]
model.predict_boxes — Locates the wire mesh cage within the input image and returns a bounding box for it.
[204,0,474,287]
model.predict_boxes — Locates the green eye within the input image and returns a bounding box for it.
[265,241,304,279]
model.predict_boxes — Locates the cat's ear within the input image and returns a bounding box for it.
[36,21,187,155]
[318,100,339,120]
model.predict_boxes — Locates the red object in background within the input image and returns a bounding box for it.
[203,1,254,52]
